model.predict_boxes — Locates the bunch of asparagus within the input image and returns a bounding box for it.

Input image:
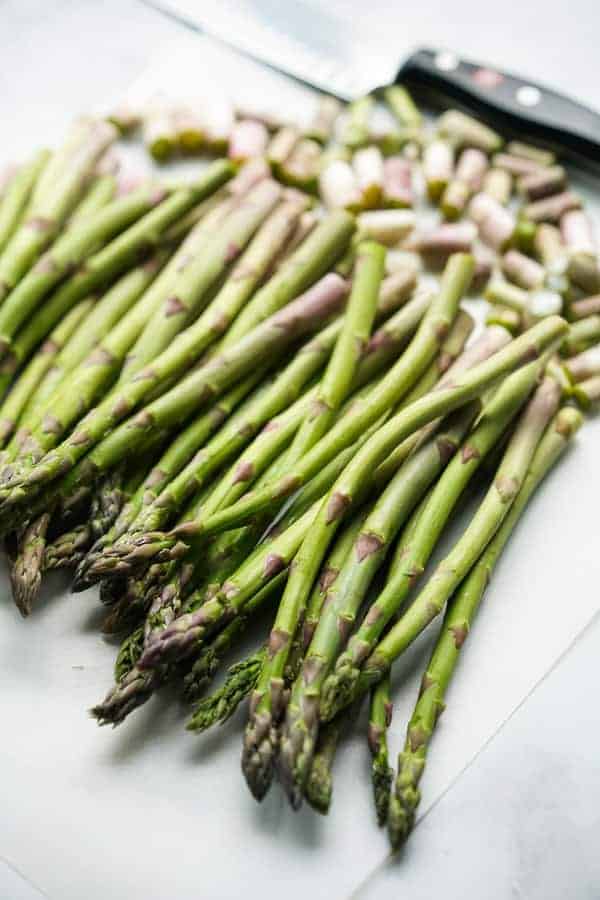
[1,86,598,853]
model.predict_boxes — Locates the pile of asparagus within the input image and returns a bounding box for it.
[1,89,598,850]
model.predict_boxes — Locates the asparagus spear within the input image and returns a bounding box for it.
[91,288,429,575]
[0,275,349,526]
[237,314,566,800]
[388,405,583,848]
[321,354,548,719]
[278,404,479,807]
[369,674,394,825]
[73,374,267,589]
[286,240,384,462]
[184,574,287,719]
[0,298,92,448]
[350,375,563,710]
[9,179,281,465]
[91,500,320,726]
[0,120,117,302]
[0,183,172,359]
[304,704,357,814]
[113,179,283,380]
[166,254,476,545]
[8,512,51,616]
[0,150,50,253]
[220,210,355,347]
[69,172,118,223]
[0,162,233,392]
[6,252,171,461]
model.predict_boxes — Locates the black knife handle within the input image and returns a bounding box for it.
[397,47,600,171]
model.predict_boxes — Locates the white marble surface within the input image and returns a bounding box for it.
[0,2,599,899]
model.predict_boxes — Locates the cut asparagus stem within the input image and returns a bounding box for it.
[388,405,583,848]
[423,140,454,202]
[569,294,600,321]
[383,87,422,130]
[563,344,600,383]
[438,111,502,154]
[306,96,342,144]
[340,96,374,149]
[562,316,600,356]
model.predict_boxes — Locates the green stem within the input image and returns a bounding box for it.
[388,405,583,848]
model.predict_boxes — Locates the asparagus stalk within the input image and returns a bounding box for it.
[302,510,368,650]
[2,180,289,473]
[0,298,92,448]
[369,674,394,826]
[388,405,583,848]
[8,512,51,616]
[0,162,233,391]
[169,254,477,543]
[0,150,50,254]
[0,275,349,524]
[0,120,117,302]
[237,314,566,799]
[73,374,268,589]
[304,704,357,814]
[352,376,563,708]
[0,183,171,359]
[6,252,172,461]
[184,573,286,717]
[90,286,429,575]
[113,179,283,381]
[286,241,384,462]
[69,171,118,222]
[220,210,355,347]
[278,404,479,807]
[321,354,548,719]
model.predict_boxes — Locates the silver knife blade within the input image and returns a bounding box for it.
[142,0,401,99]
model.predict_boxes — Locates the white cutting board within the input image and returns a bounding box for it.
[1,12,600,900]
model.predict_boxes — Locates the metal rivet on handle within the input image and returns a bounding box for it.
[435,51,459,72]
[516,85,542,107]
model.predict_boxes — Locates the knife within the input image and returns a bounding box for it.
[142,0,600,172]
